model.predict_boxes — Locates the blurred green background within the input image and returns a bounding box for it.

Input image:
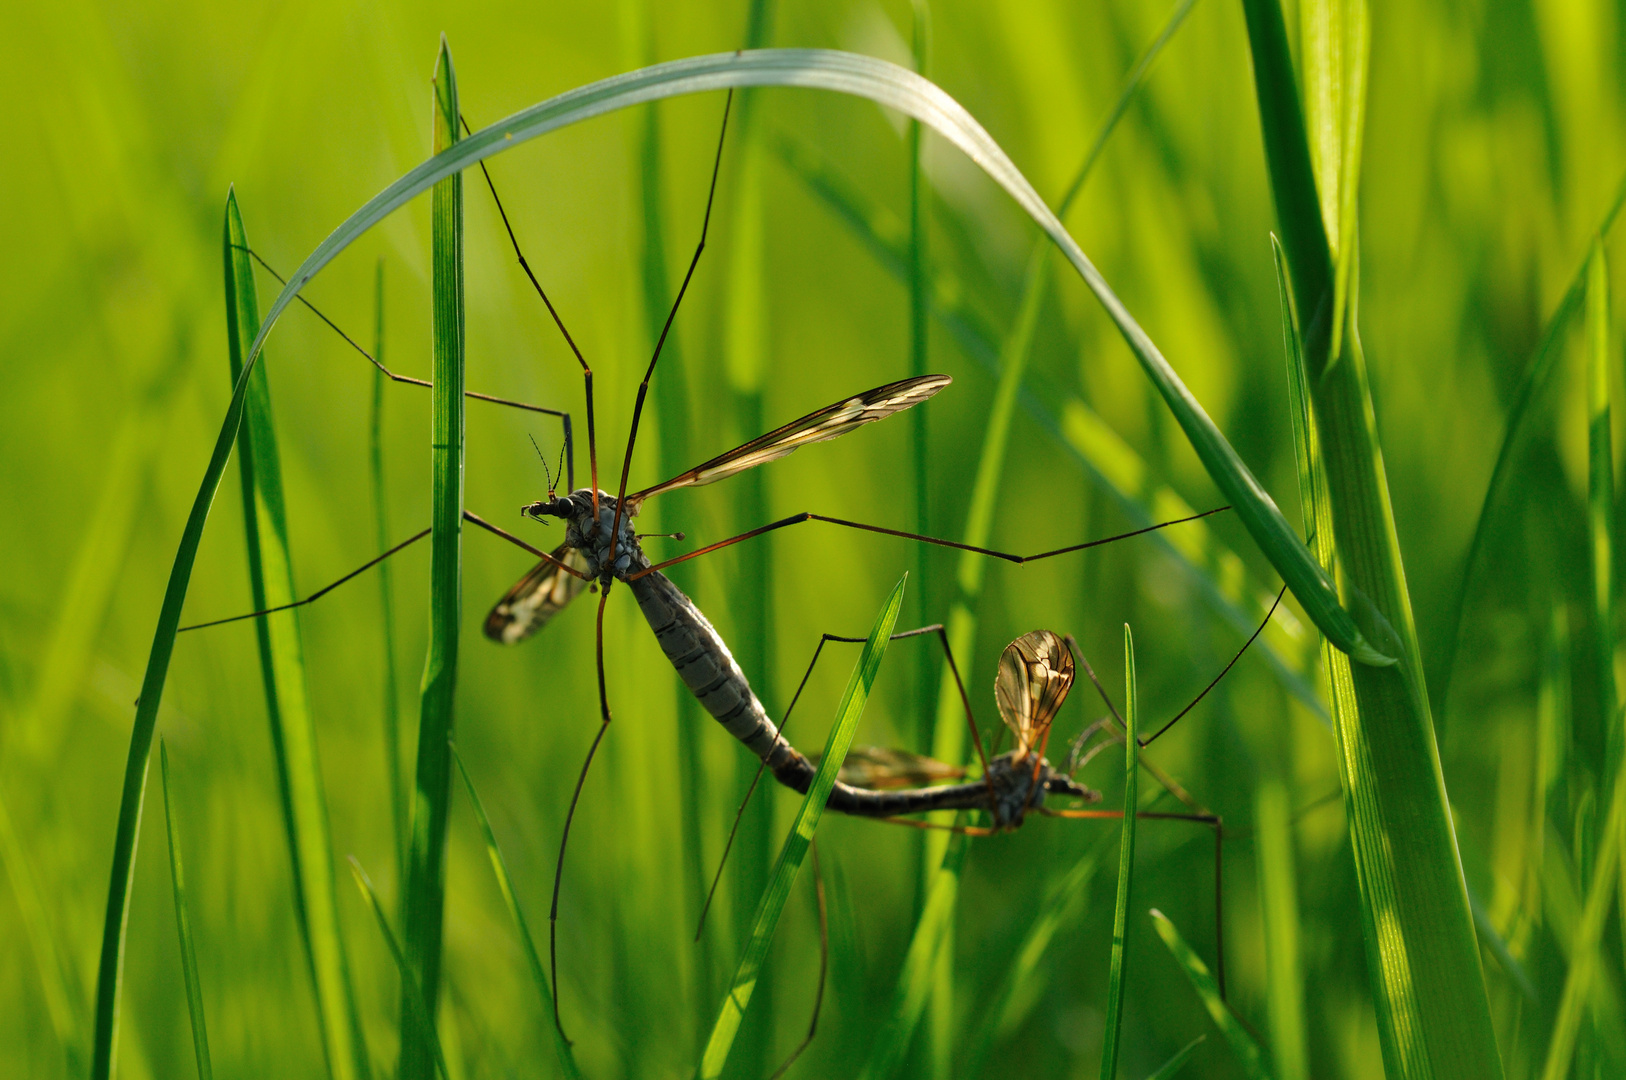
[2,0,1623,1077]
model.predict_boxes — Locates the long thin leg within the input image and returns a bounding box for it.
[629,506,1227,581]
[767,840,829,1080]
[548,586,616,1041]
[608,91,735,569]
[694,624,990,940]
[232,244,571,422]
[462,510,590,578]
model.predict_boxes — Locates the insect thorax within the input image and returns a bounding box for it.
[524,488,646,582]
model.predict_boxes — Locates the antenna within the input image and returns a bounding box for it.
[529,433,556,496]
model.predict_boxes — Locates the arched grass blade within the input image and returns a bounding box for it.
[159,742,213,1080]
[349,859,451,1080]
[1145,1034,1206,1080]
[697,574,907,1080]
[400,37,466,1080]
[1150,910,1269,1080]
[1099,625,1140,1080]
[856,830,970,1080]
[451,746,581,1080]
[225,188,368,1080]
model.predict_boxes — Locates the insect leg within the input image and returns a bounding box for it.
[547,587,616,1041]
[630,506,1229,580]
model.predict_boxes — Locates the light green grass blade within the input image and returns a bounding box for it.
[1439,169,1626,714]
[350,859,451,1080]
[451,747,581,1080]
[1253,781,1307,1080]
[1244,1,1502,1074]
[1144,1035,1206,1080]
[698,574,907,1080]
[1150,910,1270,1080]
[1586,240,1618,782]
[964,830,1114,1077]
[371,258,407,883]
[216,48,1371,664]
[1540,746,1626,1079]
[780,134,1324,722]
[0,786,83,1073]
[1100,625,1140,1080]
[401,37,465,1080]
[225,188,368,1080]
[159,742,212,1080]
[857,830,970,1080]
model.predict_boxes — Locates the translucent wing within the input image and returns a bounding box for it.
[828,746,967,790]
[994,630,1075,757]
[629,374,951,506]
[483,544,591,645]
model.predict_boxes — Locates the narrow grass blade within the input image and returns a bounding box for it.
[1150,910,1270,1080]
[1100,625,1140,1080]
[1439,168,1626,714]
[159,742,212,1080]
[1145,1034,1206,1080]
[451,748,581,1080]
[1586,240,1618,781]
[401,38,465,1080]
[351,859,451,1080]
[1540,746,1626,1080]
[1253,781,1307,1080]
[1245,0,1503,1073]
[225,188,368,1080]
[964,830,1114,1077]
[371,259,407,882]
[856,830,969,1080]
[698,574,907,1080]
[0,786,84,1072]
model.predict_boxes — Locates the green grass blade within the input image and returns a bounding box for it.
[451,747,581,1080]
[401,37,465,1080]
[1100,625,1140,1080]
[1144,1035,1206,1080]
[1439,168,1626,715]
[159,742,213,1080]
[964,830,1114,1078]
[0,786,83,1072]
[1244,1,1504,1073]
[1540,746,1626,1080]
[1253,781,1307,1080]
[1586,240,1618,781]
[371,258,407,883]
[225,187,368,1080]
[698,574,906,1080]
[1150,910,1270,1080]
[351,859,451,1080]
[856,830,969,1080]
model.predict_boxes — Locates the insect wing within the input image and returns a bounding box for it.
[629,374,952,505]
[483,544,591,644]
[994,630,1075,757]
[829,746,967,790]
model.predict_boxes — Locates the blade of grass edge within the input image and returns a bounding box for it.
[1149,910,1270,1080]
[350,859,451,1080]
[1585,240,1619,800]
[697,573,907,1080]
[159,742,213,1080]
[226,188,369,1080]
[1100,626,1140,1080]
[451,747,582,1079]
[401,37,465,1080]
[1144,1034,1206,1080]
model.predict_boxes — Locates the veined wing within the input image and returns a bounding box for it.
[629,374,951,506]
[483,544,591,645]
[994,631,1074,757]
[823,746,967,790]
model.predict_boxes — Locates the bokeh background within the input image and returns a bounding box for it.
[2,1,1623,1077]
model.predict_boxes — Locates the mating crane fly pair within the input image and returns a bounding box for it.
[187,89,1263,1046]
